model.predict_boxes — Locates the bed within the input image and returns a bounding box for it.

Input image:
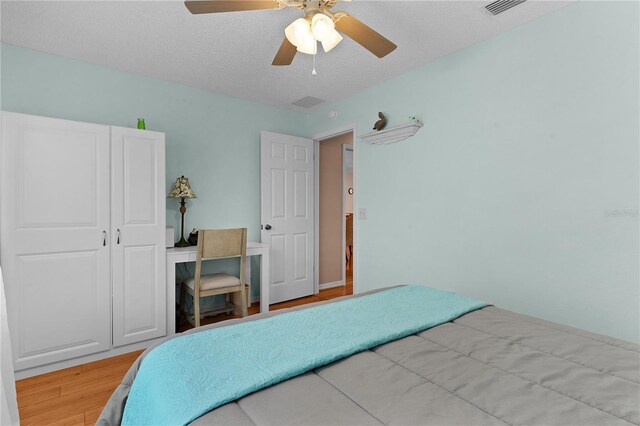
[99,286,639,426]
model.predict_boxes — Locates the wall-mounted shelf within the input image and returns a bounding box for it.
[360,122,423,145]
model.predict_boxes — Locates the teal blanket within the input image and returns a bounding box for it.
[122,285,486,425]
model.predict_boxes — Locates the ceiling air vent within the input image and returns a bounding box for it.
[485,0,526,15]
[292,96,325,109]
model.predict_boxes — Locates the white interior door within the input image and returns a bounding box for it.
[0,112,111,370]
[261,131,314,304]
[111,126,166,347]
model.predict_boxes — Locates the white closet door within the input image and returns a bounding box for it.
[0,112,111,370]
[111,126,166,347]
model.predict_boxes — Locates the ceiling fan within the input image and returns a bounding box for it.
[184,0,397,66]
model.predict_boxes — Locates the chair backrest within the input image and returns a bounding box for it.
[198,228,247,260]
[193,228,247,292]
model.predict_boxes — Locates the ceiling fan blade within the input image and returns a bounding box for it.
[272,37,297,66]
[334,13,397,58]
[185,1,279,14]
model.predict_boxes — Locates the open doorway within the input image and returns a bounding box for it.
[316,131,354,297]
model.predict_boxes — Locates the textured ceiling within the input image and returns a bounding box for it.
[1,0,573,110]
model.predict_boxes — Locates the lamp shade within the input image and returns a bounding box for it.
[168,175,197,199]
[321,28,343,52]
[296,34,317,55]
[285,18,311,47]
[311,13,335,42]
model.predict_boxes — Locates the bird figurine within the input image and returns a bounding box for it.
[373,112,387,131]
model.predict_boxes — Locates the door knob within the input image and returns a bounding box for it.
[264,224,272,230]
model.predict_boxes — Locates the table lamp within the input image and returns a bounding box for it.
[168,175,197,247]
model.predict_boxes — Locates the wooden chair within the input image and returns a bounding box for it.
[180,228,249,327]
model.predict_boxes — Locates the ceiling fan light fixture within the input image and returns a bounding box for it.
[285,17,312,47]
[183,0,397,66]
[321,29,343,52]
[311,13,335,41]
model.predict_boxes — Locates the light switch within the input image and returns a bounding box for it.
[358,208,368,219]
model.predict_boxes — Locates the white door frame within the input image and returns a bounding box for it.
[342,144,353,288]
[312,123,358,295]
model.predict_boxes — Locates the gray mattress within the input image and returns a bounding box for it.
[99,289,640,425]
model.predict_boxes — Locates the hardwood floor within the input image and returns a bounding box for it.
[16,266,353,425]
[15,350,144,425]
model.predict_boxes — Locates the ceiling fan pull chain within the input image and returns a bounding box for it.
[312,48,317,76]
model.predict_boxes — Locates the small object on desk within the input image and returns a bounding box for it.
[188,228,198,246]
[166,226,175,248]
[137,118,146,130]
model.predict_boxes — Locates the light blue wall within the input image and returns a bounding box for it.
[305,1,640,343]
[0,43,307,302]
[2,0,638,342]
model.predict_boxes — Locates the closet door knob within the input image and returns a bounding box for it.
[102,230,107,247]
[264,224,272,230]
[116,229,121,244]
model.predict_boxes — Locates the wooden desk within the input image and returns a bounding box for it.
[166,242,270,335]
